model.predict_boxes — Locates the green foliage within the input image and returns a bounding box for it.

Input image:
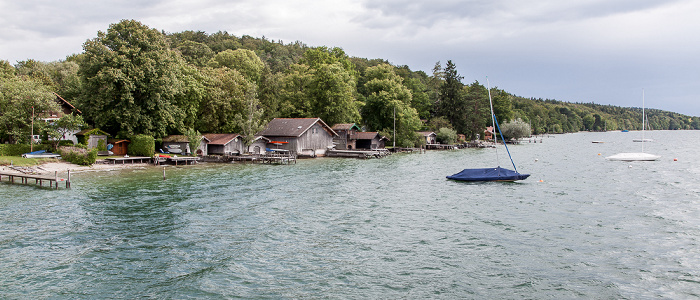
[436,127,458,144]
[462,81,490,139]
[209,49,265,83]
[59,146,97,165]
[77,19,188,138]
[360,64,421,147]
[0,72,60,143]
[499,119,532,140]
[96,139,107,151]
[427,116,452,130]
[197,67,256,133]
[0,144,49,156]
[128,134,155,156]
[183,128,201,154]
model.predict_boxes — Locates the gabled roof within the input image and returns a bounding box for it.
[76,128,110,136]
[54,92,81,114]
[332,123,361,131]
[203,133,241,145]
[257,118,337,137]
[418,131,436,137]
[354,131,383,140]
[162,135,190,143]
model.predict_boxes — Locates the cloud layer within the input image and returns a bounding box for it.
[1,0,698,115]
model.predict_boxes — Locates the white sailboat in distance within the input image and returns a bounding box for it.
[607,89,660,161]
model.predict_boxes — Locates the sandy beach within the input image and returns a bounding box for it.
[1,160,151,176]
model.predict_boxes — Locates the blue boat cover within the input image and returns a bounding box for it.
[24,150,46,155]
[447,166,530,182]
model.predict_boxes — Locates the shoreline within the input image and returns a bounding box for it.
[1,159,151,176]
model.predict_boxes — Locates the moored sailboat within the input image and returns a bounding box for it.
[447,78,530,182]
[607,89,660,161]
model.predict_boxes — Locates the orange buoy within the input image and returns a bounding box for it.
[674,158,678,161]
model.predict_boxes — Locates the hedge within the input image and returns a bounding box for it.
[0,144,50,156]
[58,146,97,165]
[128,134,155,156]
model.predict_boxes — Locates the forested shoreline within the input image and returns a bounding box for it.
[2,19,698,147]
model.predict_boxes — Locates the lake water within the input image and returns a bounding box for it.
[1,131,699,299]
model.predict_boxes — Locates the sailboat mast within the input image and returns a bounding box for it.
[642,88,645,153]
[486,77,499,167]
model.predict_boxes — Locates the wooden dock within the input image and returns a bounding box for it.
[0,171,71,189]
[153,156,200,165]
[105,156,153,164]
[326,149,391,159]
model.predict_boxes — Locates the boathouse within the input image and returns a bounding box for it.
[257,118,337,157]
[108,139,130,156]
[332,123,361,150]
[202,133,244,156]
[354,132,387,149]
[162,135,191,154]
[75,128,110,150]
[247,136,270,154]
[418,131,437,145]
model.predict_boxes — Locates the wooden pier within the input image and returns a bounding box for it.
[105,156,153,164]
[326,149,390,159]
[153,156,200,165]
[0,171,71,189]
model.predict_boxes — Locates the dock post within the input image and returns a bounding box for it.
[55,171,58,189]
[163,167,166,180]
[67,170,71,188]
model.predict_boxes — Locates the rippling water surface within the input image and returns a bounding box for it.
[1,131,699,299]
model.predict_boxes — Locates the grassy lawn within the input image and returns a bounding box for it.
[0,156,60,167]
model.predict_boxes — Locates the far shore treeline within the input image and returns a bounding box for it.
[2,19,698,147]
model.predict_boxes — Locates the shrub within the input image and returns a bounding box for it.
[58,140,76,147]
[58,146,97,165]
[436,127,458,144]
[0,144,49,156]
[128,134,155,156]
[500,119,532,140]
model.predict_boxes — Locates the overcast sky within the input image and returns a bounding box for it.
[2,0,699,116]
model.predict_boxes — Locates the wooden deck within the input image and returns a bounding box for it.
[0,171,71,189]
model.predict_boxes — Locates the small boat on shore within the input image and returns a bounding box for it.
[22,150,61,158]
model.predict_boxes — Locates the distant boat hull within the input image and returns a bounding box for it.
[22,151,61,158]
[606,152,660,161]
[447,167,530,182]
[633,138,654,142]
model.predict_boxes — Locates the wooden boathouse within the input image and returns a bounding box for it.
[257,118,337,157]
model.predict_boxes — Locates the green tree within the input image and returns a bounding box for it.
[308,62,360,125]
[177,40,214,67]
[208,49,265,83]
[436,127,458,144]
[46,114,86,148]
[360,64,421,146]
[436,60,466,132]
[463,81,490,140]
[183,127,202,155]
[0,74,60,143]
[197,67,256,133]
[499,118,532,140]
[77,19,188,138]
